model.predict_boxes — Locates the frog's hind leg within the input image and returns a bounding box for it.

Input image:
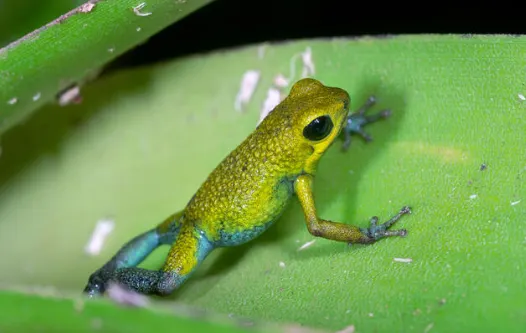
[86,222,214,296]
[83,211,183,297]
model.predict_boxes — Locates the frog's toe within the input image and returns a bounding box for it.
[83,273,107,298]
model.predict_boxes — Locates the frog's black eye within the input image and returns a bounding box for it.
[303,115,334,141]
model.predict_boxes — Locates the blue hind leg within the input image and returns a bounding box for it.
[83,211,182,297]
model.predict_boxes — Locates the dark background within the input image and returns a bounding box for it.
[110,0,523,70]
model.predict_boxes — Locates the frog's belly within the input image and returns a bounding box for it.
[213,178,294,247]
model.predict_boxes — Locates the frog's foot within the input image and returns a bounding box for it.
[83,270,109,298]
[359,206,411,242]
[341,95,392,152]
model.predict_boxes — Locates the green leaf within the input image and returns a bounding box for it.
[0,35,524,332]
[0,0,214,134]
[0,289,270,333]
[0,0,86,46]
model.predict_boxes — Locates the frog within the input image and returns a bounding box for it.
[83,78,411,297]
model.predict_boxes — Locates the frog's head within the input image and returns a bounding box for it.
[287,78,350,173]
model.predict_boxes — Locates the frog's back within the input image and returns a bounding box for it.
[184,105,308,244]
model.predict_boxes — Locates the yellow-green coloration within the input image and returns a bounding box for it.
[83,78,411,297]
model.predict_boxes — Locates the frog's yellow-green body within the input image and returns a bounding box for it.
[84,78,410,297]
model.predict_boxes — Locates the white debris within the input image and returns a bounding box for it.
[511,200,521,206]
[297,239,316,251]
[108,47,115,53]
[519,94,525,101]
[133,2,152,16]
[424,323,434,333]
[32,92,41,101]
[273,74,290,88]
[368,312,374,317]
[234,70,260,112]
[469,194,478,200]
[78,2,95,13]
[106,283,149,307]
[393,257,413,263]
[84,218,115,256]
[336,325,356,333]
[58,85,81,106]
[300,46,315,78]
[279,261,286,268]
[281,46,316,86]
[259,87,281,125]
[136,27,142,32]
[7,97,17,105]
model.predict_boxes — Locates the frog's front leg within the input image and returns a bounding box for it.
[83,211,183,297]
[341,96,392,152]
[294,174,411,244]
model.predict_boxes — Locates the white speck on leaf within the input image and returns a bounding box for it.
[469,194,477,200]
[58,85,81,106]
[234,70,260,113]
[259,87,281,125]
[336,325,355,333]
[281,46,316,85]
[279,261,286,268]
[518,93,525,101]
[393,257,413,263]
[84,218,115,256]
[78,2,95,13]
[133,2,152,16]
[301,46,315,78]
[273,74,290,88]
[7,97,17,105]
[368,312,374,317]
[511,200,521,206]
[32,92,41,101]
[424,323,434,333]
[136,27,142,32]
[108,47,115,53]
[106,283,149,307]
[298,239,316,251]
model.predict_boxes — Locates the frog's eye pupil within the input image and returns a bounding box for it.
[303,115,334,141]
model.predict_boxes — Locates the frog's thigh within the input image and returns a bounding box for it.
[157,223,214,293]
